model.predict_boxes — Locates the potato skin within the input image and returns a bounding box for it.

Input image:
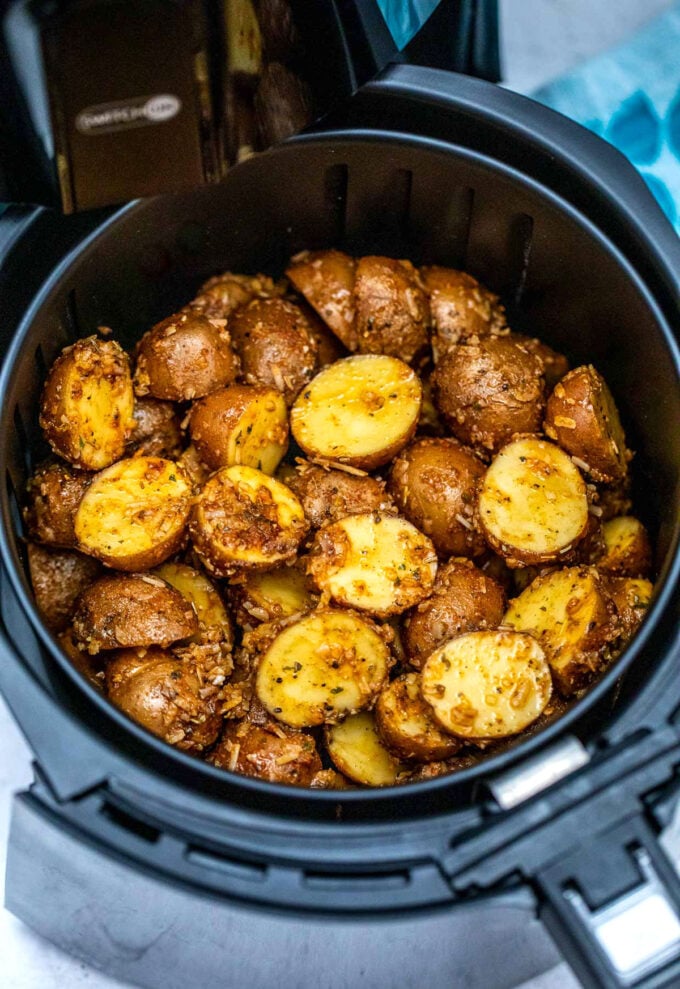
[374,673,462,762]
[420,266,507,361]
[187,271,284,319]
[598,516,652,577]
[388,437,486,558]
[133,311,239,401]
[287,460,395,529]
[432,335,545,452]
[27,543,102,633]
[354,256,429,364]
[230,297,318,405]
[188,383,288,473]
[209,719,322,785]
[403,558,506,669]
[58,629,105,689]
[127,398,183,459]
[72,573,198,654]
[24,460,92,549]
[286,249,357,350]
[514,335,569,390]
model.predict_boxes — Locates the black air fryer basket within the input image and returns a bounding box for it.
[1,66,680,989]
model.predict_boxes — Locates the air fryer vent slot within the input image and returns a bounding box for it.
[323,163,348,244]
[12,405,31,478]
[303,869,410,891]
[186,845,267,882]
[5,470,24,541]
[99,801,161,844]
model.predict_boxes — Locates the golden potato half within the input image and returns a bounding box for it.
[421,630,552,740]
[255,608,390,728]
[231,561,316,625]
[286,249,357,351]
[326,711,405,786]
[154,562,233,650]
[598,516,652,577]
[189,384,289,474]
[74,457,192,570]
[375,673,462,762]
[290,354,422,470]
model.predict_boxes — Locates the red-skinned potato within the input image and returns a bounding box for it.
[27,543,102,633]
[24,460,92,549]
[420,266,507,361]
[286,460,394,529]
[286,249,358,351]
[209,718,322,785]
[187,271,284,319]
[354,256,429,364]
[127,398,183,459]
[188,384,288,474]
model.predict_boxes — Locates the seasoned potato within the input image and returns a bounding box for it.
[178,444,211,490]
[597,516,652,577]
[106,648,222,753]
[375,673,462,762]
[420,266,507,361]
[421,630,552,740]
[40,336,135,470]
[432,335,545,452]
[478,437,589,566]
[404,558,506,669]
[290,355,422,470]
[154,562,234,668]
[286,249,358,350]
[388,437,486,557]
[255,608,391,727]
[72,573,198,654]
[301,302,347,367]
[514,335,569,390]
[544,365,630,482]
[230,297,318,405]
[418,374,445,436]
[58,629,105,689]
[127,398,183,459]
[287,460,394,529]
[229,560,316,625]
[354,256,429,364]
[190,465,308,577]
[325,711,405,786]
[188,383,288,474]
[310,768,353,790]
[27,543,101,633]
[308,512,437,617]
[24,460,92,549]
[397,752,481,783]
[209,719,322,785]
[504,566,615,695]
[133,311,239,401]
[188,271,283,319]
[595,478,633,522]
[604,576,653,639]
[74,456,192,570]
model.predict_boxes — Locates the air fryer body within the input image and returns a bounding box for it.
[1,66,680,989]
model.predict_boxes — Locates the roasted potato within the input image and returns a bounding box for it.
[420,266,507,361]
[354,256,429,364]
[255,608,391,727]
[595,478,633,521]
[308,512,437,618]
[209,718,322,786]
[375,673,462,762]
[27,543,101,633]
[40,336,135,470]
[286,460,394,529]
[133,311,239,401]
[190,465,308,577]
[397,751,481,783]
[421,630,552,740]
[290,354,422,470]
[388,437,486,558]
[325,711,405,786]
[300,302,347,367]
[188,271,283,319]
[230,297,318,405]
[403,558,506,669]
[127,398,183,459]
[514,335,569,390]
[229,560,316,625]
[544,365,630,482]
[309,768,353,790]
[604,576,654,639]
[432,335,545,453]
[478,437,589,566]
[106,648,222,753]
[178,444,211,490]
[74,456,192,570]
[286,249,358,350]
[58,629,105,689]
[154,562,234,670]
[24,460,92,549]
[597,516,652,577]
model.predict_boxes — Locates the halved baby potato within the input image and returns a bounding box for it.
[230,561,317,625]
[354,256,429,364]
[286,249,358,351]
[308,512,437,617]
[598,516,652,577]
[255,608,391,728]
[421,630,552,740]
[290,354,422,470]
[154,562,233,653]
[27,543,101,633]
[24,460,92,549]
[188,384,288,474]
[478,437,589,566]
[189,465,308,577]
[375,673,463,762]
[188,271,283,319]
[286,460,395,529]
[605,576,654,639]
[420,266,507,361]
[325,711,405,786]
[39,336,135,470]
[74,456,192,570]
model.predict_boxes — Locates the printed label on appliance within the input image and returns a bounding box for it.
[75,95,182,135]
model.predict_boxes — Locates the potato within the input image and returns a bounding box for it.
[27,543,102,633]
[604,576,654,640]
[420,266,507,361]
[188,384,288,474]
[354,256,429,364]
[388,437,486,557]
[106,648,222,753]
[432,335,545,453]
[478,437,589,566]
[595,478,633,522]
[404,558,506,669]
[229,560,316,625]
[154,562,234,669]
[325,712,405,786]
[230,297,318,405]
[514,335,569,390]
[301,302,347,367]
[188,271,283,319]
[286,248,358,350]
[286,460,394,529]
[255,608,391,727]
[290,354,422,470]
[74,456,192,570]
[597,516,652,577]
[24,460,92,549]
[72,572,198,654]
[189,465,308,577]
[504,566,615,695]
[127,398,183,459]
[397,752,481,783]
[310,768,353,790]
[39,336,135,470]
[544,365,630,482]
[209,719,322,786]
[421,630,552,740]
[133,311,239,401]
[308,512,437,618]
[178,444,211,490]
[375,673,462,762]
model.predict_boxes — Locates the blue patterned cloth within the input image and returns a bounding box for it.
[532,4,680,233]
